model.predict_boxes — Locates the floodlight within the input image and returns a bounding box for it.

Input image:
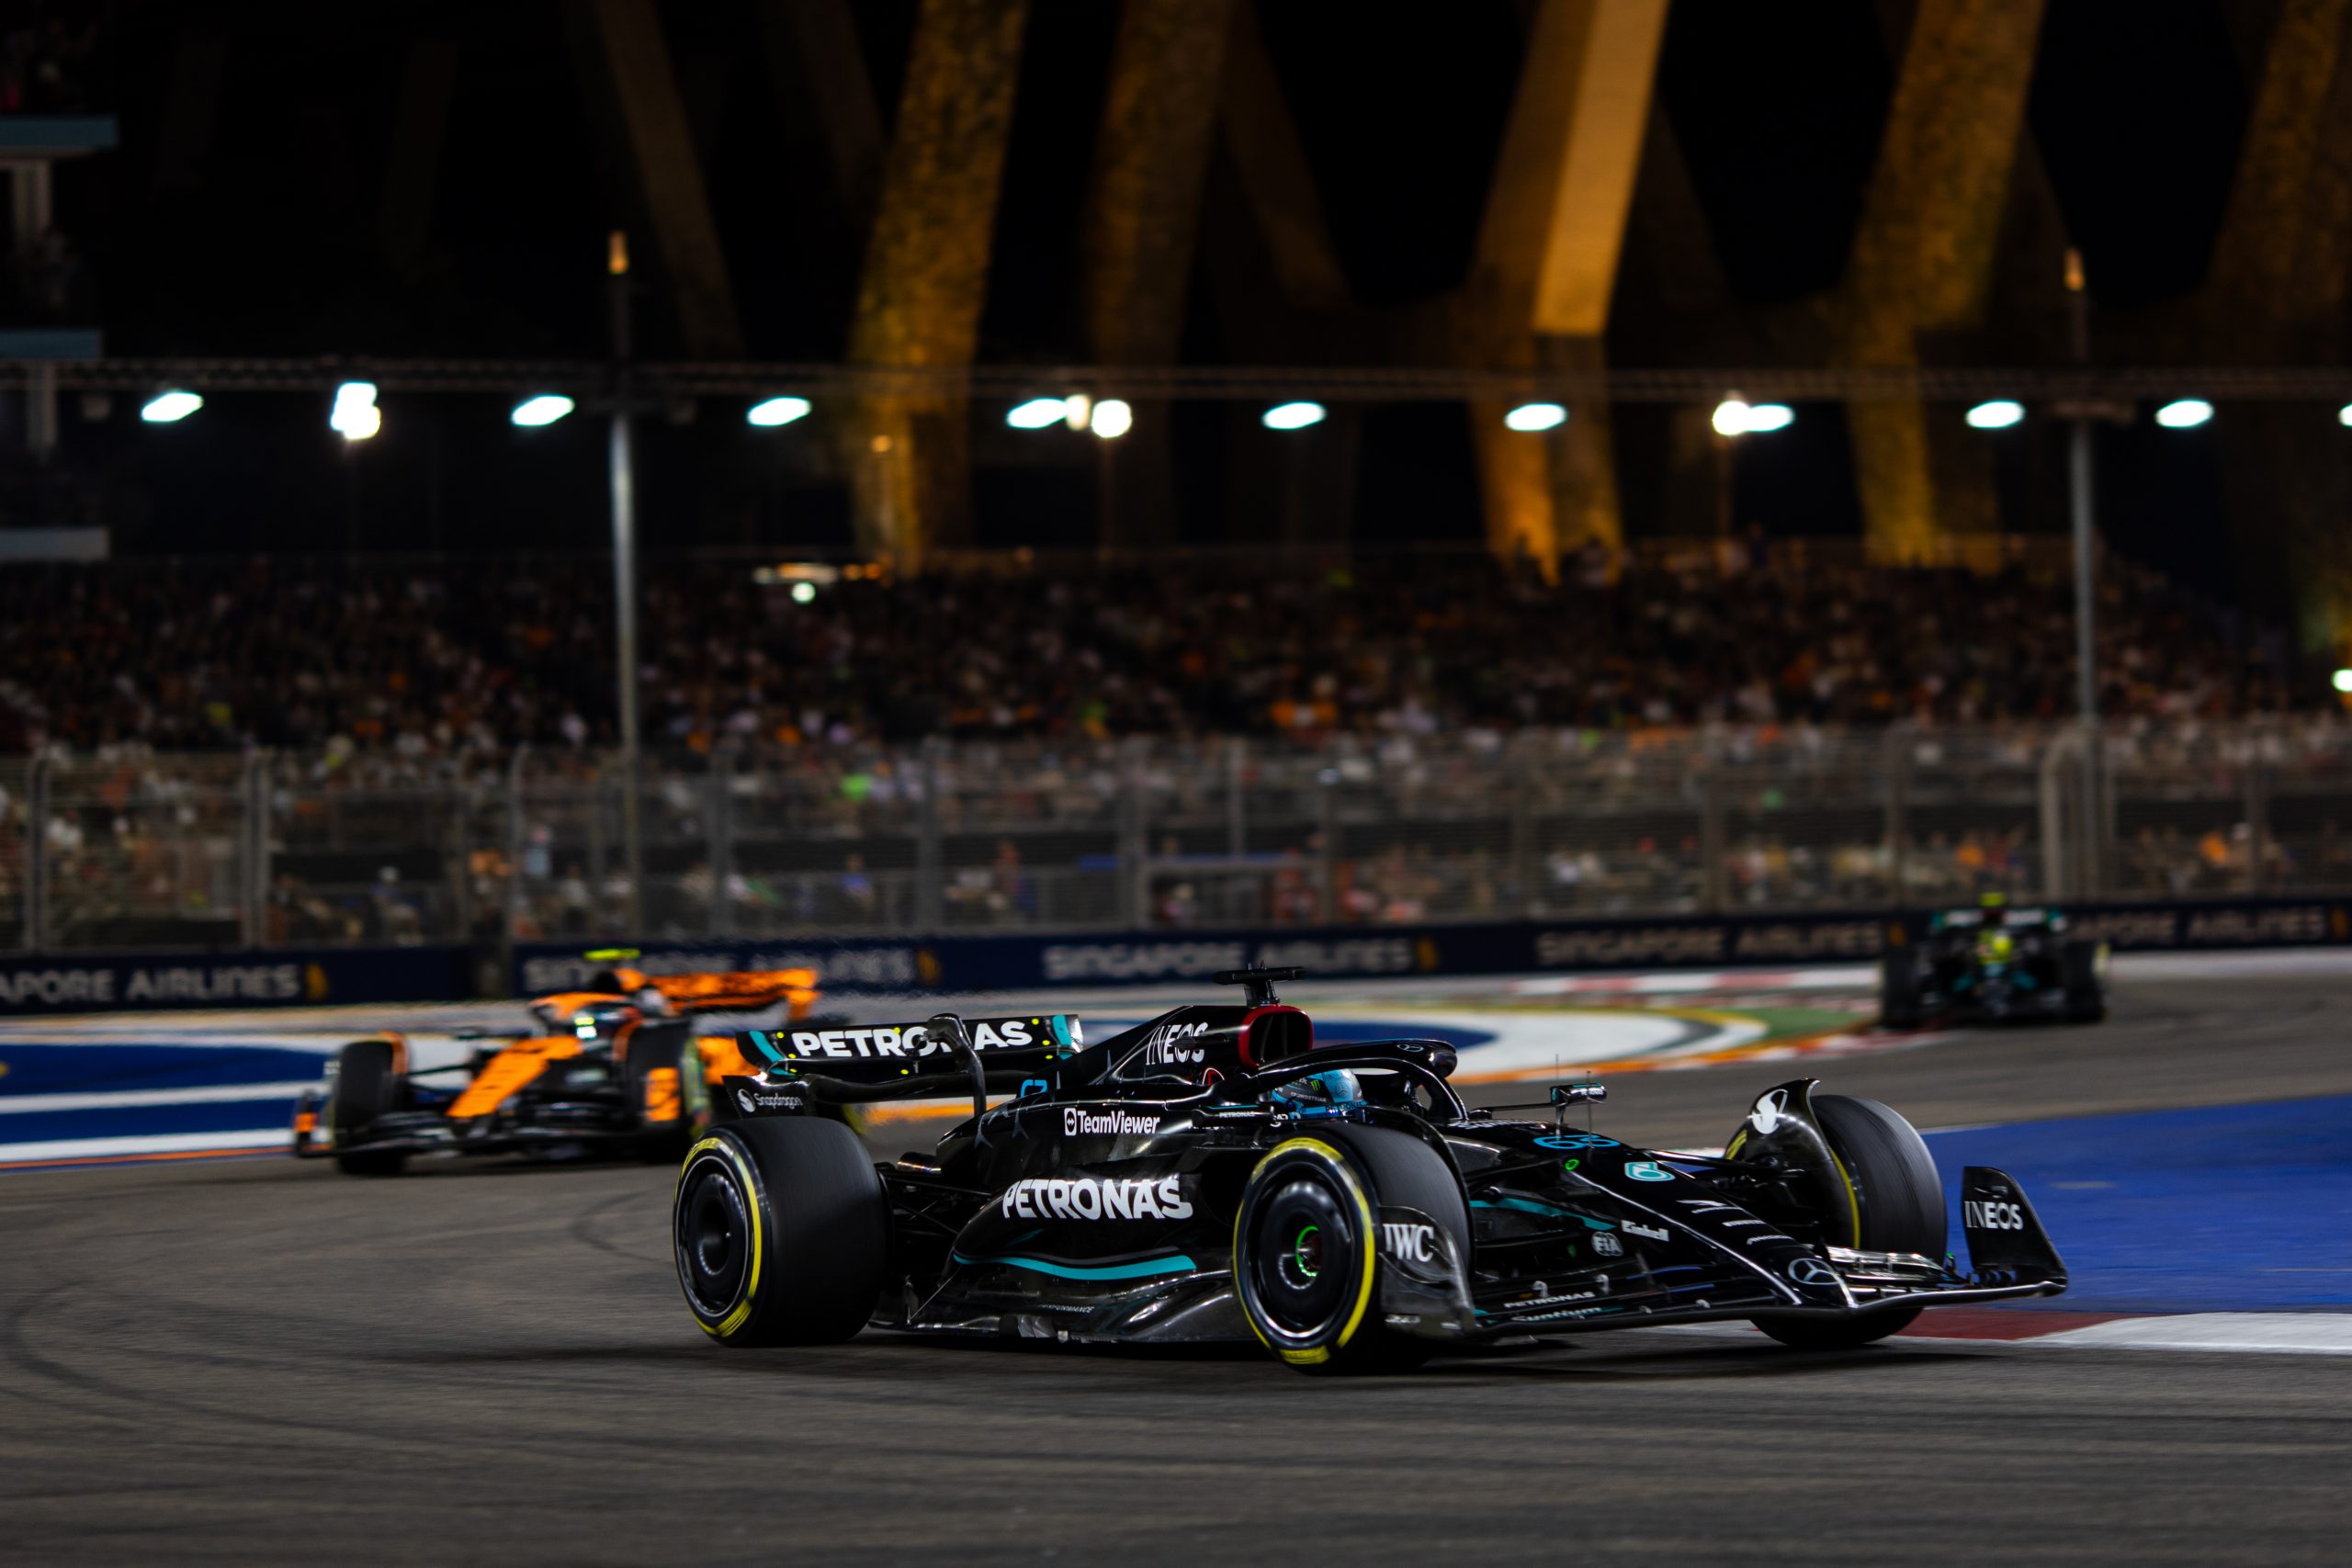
[2335,668,2352,694]
[1712,399,1751,436]
[2154,399,2212,429]
[140,390,202,423]
[1007,397,1066,429]
[1504,402,1566,432]
[330,382,380,440]
[511,394,574,428]
[1966,400,2025,429]
[2337,403,2352,427]
[1261,400,1325,430]
[1743,403,1794,432]
[1090,398,1133,439]
[748,396,811,427]
[791,581,817,604]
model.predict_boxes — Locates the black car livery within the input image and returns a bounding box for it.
[1880,903,2108,1028]
[671,967,2067,1371]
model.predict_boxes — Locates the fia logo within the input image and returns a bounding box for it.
[1381,1222,1437,1263]
[1963,1199,2025,1230]
[1592,1231,1623,1258]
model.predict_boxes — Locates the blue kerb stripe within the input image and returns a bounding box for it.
[952,1251,1196,1282]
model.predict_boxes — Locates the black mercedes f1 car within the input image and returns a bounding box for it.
[672,967,2067,1371]
[1880,897,2107,1028]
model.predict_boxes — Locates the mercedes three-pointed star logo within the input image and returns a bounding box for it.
[1787,1257,1841,1288]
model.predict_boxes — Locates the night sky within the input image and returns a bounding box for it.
[51,0,2256,572]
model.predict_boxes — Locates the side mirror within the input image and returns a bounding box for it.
[1550,1083,1606,1106]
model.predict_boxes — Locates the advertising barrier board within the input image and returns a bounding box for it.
[511,895,2352,998]
[0,945,473,1014]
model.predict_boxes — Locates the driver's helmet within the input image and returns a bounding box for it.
[1270,1068,1365,1111]
[557,999,636,1046]
[1978,892,2008,927]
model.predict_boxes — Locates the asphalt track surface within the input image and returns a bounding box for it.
[6,967,2351,1565]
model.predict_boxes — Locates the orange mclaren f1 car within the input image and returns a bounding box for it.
[292,960,835,1175]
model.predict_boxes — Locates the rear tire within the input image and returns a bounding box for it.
[1233,1127,1464,1374]
[1751,1093,1943,1350]
[624,1022,694,1160]
[330,1040,407,1177]
[673,1118,888,1347]
[1879,953,1923,1029]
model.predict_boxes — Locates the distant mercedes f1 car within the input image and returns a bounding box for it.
[671,966,2067,1371]
[295,959,828,1175]
[1880,896,2107,1028]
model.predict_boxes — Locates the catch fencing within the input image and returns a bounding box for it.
[7,721,2352,959]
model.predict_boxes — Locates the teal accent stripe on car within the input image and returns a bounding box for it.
[1471,1196,1613,1229]
[952,1251,1196,1281]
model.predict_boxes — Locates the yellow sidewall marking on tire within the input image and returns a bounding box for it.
[1828,1146,1862,1248]
[680,1135,764,1339]
[1236,1137,1379,1358]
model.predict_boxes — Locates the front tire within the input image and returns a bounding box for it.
[2062,940,2107,1023]
[1879,953,1923,1029]
[673,1118,888,1347]
[1751,1093,1944,1350]
[624,1022,695,1159]
[1233,1127,1464,1374]
[330,1040,407,1177]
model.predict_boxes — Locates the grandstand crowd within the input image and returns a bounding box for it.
[0,551,2306,759]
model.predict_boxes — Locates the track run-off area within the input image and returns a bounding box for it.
[3,952,2349,1564]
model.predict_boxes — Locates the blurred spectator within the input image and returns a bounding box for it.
[0,552,2314,761]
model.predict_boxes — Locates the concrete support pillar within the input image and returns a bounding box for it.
[846,0,1030,568]
[759,0,883,236]
[2205,0,2352,652]
[1461,0,1668,573]
[1084,0,1237,546]
[1216,0,1349,311]
[589,0,745,357]
[1838,0,2045,560]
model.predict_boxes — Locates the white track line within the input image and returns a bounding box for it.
[2033,1314,2352,1356]
[0,1127,291,1163]
[0,1081,321,1115]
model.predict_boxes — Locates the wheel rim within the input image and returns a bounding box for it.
[676,1157,752,1317]
[1247,1172,1355,1339]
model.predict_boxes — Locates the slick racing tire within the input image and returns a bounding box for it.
[330,1040,407,1178]
[1752,1093,1945,1351]
[1233,1126,1466,1374]
[2061,940,2107,1024]
[673,1118,888,1348]
[624,1021,695,1160]
[1878,953,1924,1030]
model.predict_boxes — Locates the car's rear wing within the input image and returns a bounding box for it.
[735,1011,1081,1096]
[599,967,823,1014]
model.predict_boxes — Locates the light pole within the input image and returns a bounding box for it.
[607,230,644,933]
[2063,246,2102,897]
